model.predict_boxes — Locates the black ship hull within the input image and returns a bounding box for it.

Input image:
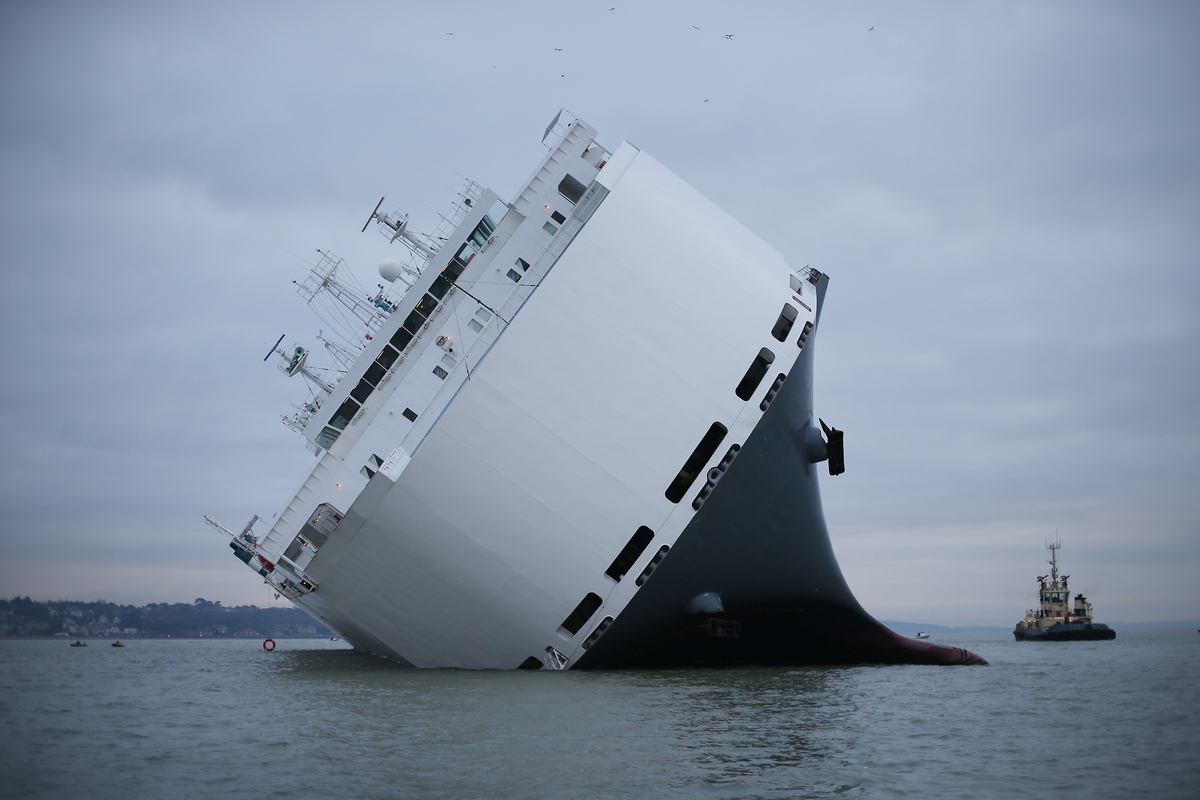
[1014,623,1115,641]
[576,277,986,669]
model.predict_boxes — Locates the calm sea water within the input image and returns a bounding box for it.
[1,631,1196,799]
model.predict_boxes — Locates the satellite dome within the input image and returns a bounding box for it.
[379,259,403,283]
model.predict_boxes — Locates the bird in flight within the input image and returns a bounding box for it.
[723,34,734,40]
[692,25,700,30]
[554,48,562,51]
[869,27,874,31]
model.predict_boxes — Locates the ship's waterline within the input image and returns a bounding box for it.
[212,114,984,668]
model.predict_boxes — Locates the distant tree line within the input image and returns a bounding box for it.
[0,596,333,638]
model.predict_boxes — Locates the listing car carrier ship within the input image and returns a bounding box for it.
[208,113,986,669]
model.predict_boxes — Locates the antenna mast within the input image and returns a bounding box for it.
[295,251,393,342]
[1046,538,1061,584]
[266,338,336,394]
[363,196,438,262]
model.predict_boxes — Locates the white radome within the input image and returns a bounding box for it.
[378,259,403,283]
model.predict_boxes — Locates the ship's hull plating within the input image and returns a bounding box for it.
[576,288,984,668]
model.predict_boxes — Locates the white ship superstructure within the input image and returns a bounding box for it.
[214,115,985,668]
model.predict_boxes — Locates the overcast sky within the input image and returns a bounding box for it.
[1,1,1196,626]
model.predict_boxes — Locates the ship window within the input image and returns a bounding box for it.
[443,258,466,283]
[558,592,603,636]
[363,362,386,387]
[371,454,384,468]
[329,398,360,431]
[453,241,477,266]
[605,526,654,582]
[789,274,803,294]
[506,269,522,282]
[376,345,399,371]
[468,319,484,333]
[476,308,492,321]
[516,257,530,272]
[315,426,340,449]
[518,656,544,670]
[551,210,566,225]
[665,422,728,503]
[558,174,587,204]
[433,365,449,380]
[469,217,495,249]
[402,309,426,334]
[772,304,798,342]
[360,465,375,479]
[735,348,775,401]
[415,296,439,316]
[349,379,374,404]
[390,327,414,352]
[543,221,558,235]
[441,354,457,368]
[428,274,452,300]
[402,408,418,422]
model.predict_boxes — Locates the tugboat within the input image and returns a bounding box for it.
[1014,542,1115,641]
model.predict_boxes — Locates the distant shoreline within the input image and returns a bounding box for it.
[2,635,341,641]
[881,620,1200,634]
[1,597,334,639]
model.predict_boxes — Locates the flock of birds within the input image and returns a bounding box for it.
[446,12,876,102]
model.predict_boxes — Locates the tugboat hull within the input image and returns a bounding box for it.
[1014,623,1116,641]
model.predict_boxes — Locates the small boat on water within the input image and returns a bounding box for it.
[111,640,125,648]
[70,641,87,647]
[1014,541,1115,642]
[914,632,930,640]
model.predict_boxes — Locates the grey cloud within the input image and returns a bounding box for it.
[1,1,1196,624]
